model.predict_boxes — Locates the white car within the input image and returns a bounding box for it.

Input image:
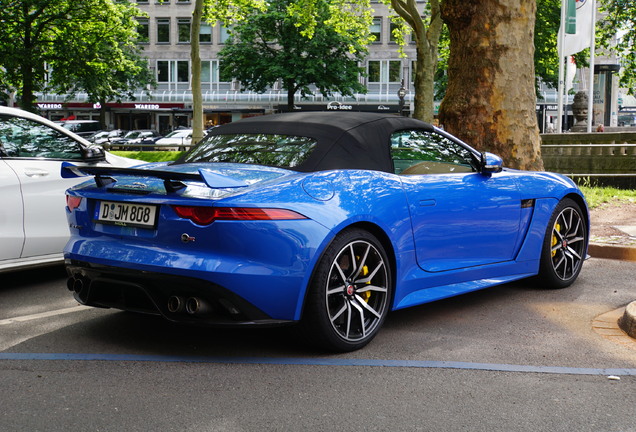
[0,106,140,272]
[154,129,192,151]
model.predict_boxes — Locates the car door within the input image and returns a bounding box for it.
[0,158,24,260]
[392,129,522,273]
[0,113,87,259]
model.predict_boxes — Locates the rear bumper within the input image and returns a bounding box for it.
[66,260,294,327]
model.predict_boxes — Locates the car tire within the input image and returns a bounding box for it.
[301,228,392,352]
[536,198,588,289]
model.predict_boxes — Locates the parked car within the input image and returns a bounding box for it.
[108,129,162,150]
[62,112,589,351]
[154,128,193,151]
[89,129,127,148]
[0,106,140,273]
[58,120,101,137]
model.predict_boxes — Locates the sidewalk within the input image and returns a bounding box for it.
[588,214,636,339]
[588,228,636,261]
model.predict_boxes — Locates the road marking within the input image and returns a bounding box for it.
[0,305,89,326]
[1,352,635,376]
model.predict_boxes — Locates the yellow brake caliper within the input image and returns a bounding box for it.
[551,222,561,257]
[361,265,371,302]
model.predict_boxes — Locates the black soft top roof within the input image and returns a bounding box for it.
[206,112,435,172]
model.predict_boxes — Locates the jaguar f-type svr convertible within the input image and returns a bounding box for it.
[62,112,589,351]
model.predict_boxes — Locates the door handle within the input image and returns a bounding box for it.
[24,168,50,177]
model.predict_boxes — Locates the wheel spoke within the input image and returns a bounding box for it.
[347,244,358,278]
[334,261,348,286]
[356,284,387,294]
[356,261,384,285]
[350,299,367,338]
[354,294,382,319]
[327,284,346,296]
[352,244,371,279]
[330,302,347,323]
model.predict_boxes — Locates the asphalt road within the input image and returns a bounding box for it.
[1,258,635,432]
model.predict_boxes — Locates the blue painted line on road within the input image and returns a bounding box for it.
[1,352,635,376]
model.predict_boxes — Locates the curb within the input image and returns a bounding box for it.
[587,243,636,262]
[618,302,636,339]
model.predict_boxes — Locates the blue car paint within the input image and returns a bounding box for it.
[63,160,588,322]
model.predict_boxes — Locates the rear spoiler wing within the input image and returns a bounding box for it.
[62,162,248,192]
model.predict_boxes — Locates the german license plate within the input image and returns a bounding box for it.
[97,201,157,228]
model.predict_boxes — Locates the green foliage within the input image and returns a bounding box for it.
[216,0,369,109]
[49,1,155,105]
[534,0,560,90]
[598,0,636,93]
[0,0,153,111]
[533,0,588,95]
[286,0,373,47]
[111,151,185,163]
[580,185,636,208]
[202,0,267,24]
[434,25,450,101]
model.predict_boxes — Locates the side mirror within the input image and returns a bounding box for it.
[480,152,503,174]
[83,145,106,162]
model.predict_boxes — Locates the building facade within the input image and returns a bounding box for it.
[36,0,419,133]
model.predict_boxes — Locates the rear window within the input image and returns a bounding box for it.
[180,133,317,168]
[62,121,100,133]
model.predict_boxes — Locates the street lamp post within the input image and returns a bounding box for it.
[397,80,407,116]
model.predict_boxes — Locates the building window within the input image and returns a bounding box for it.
[218,60,232,82]
[220,24,232,44]
[201,60,224,83]
[389,21,400,44]
[199,23,212,44]
[370,18,382,44]
[177,18,191,43]
[157,60,189,83]
[136,18,149,44]
[367,60,402,83]
[157,18,170,44]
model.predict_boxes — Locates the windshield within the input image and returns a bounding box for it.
[165,130,190,138]
[179,133,317,168]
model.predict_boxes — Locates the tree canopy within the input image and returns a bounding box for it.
[0,0,152,113]
[216,0,369,111]
[598,0,636,93]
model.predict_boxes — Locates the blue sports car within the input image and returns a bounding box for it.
[62,112,589,351]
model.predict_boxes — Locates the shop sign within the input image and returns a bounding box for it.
[37,103,63,110]
[327,101,353,110]
[134,104,161,110]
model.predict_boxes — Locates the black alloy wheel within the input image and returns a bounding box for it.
[302,228,392,352]
[537,198,588,289]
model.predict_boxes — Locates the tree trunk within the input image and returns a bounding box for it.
[287,85,296,112]
[390,0,443,123]
[439,0,543,170]
[191,0,204,145]
[19,63,37,112]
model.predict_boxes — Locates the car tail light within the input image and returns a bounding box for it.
[66,195,82,211]
[171,206,307,226]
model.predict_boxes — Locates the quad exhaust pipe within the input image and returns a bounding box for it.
[185,297,212,315]
[167,296,185,313]
[66,275,89,303]
[167,296,212,315]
